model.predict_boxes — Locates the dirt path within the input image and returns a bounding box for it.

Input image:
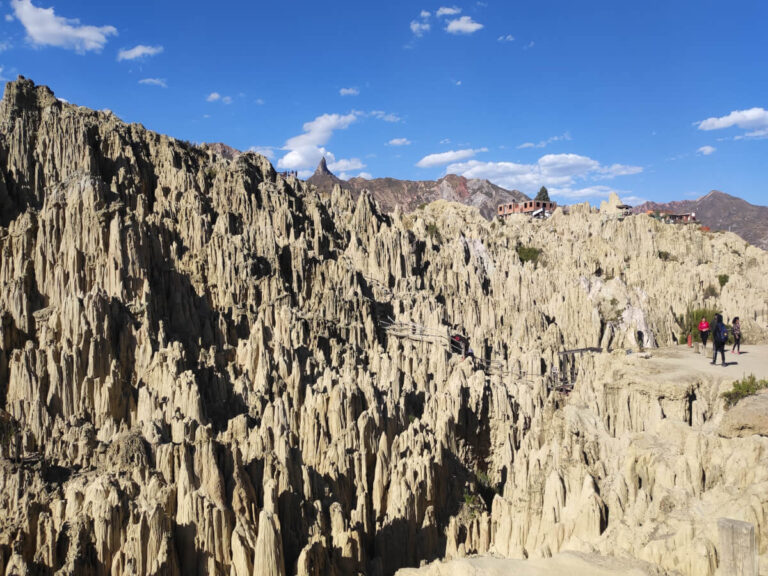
[396,552,662,576]
[647,344,768,382]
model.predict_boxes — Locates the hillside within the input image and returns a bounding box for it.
[307,158,529,219]
[635,190,768,250]
[1,77,768,576]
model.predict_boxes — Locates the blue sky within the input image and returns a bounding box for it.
[1,0,766,206]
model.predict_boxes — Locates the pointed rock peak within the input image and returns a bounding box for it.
[315,157,333,176]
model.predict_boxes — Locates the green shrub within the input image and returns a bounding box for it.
[722,375,768,408]
[718,274,730,288]
[677,306,719,343]
[417,202,428,210]
[463,491,480,508]
[517,245,541,266]
[476,471,492,489]
[658,250,673,262]
[703,284,718,299]
[425,222,442,244]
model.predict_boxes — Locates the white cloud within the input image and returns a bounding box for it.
[138,78,167,88]
[697,107,768,140]
[117,44,163,61]
[735,128,768,140]
[328,158,365,172]
[416,148,487,168]
[696,107,768,131]
[0,66,6,81]
[523,41,535,50]
[538,153,599,179]
[340,87,359,96]
[278,110,400,172]
[0,40,11,51]
[622,195,648,205]
[370,110,401,123]
[446,16,483,34]
[279,146,332,171]
[436,6,462,17]
[5,14,14,22]
[278,112,358,171]
[598,163,644,177]
[517,132,571,149]
[357,172,372,179]
[255,98,265,105]
[388,138,411,146]
[446,153,643,193]
[420,10,431,18]
[697,145,716,156]
[498,34,515,42]
[248,146,275,159]
[410,19,430,36]
[286,113,358,148]
[206,92,232,104]
[549,185,625,200]
[440,138,451,144]
[454,79,462,86]
[11,0,116,53]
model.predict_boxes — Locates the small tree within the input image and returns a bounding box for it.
[517,245,541,266]
[718,274,730,289]
[535,186,550,202]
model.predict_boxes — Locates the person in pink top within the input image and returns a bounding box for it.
[698,317,710,349]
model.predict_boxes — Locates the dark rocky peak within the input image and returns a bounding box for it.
[314,156,333,176]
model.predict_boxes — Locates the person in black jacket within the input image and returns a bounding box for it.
[710,313,727,366]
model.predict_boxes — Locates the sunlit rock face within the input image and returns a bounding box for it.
[0,77,767,576]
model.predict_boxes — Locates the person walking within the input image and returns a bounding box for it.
[731,317,742,354]
[698,317,710,349]
[710,313,727,366]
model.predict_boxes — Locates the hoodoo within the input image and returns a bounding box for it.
[0,77,767,576]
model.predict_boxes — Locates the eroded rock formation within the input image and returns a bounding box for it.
[0,77,767,576]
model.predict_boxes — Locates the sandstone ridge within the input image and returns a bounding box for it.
[0,77,767,576]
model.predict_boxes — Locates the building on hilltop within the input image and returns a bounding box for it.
[498,199,557,219]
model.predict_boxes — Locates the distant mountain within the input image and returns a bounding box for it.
[202,142,241,160]
[307,158,529,219]
[307,156,346,192]
[634,191,768,250]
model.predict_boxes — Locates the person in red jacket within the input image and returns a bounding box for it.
[698,317,710,349]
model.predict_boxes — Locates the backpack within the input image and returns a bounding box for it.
[716,323,728,344]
